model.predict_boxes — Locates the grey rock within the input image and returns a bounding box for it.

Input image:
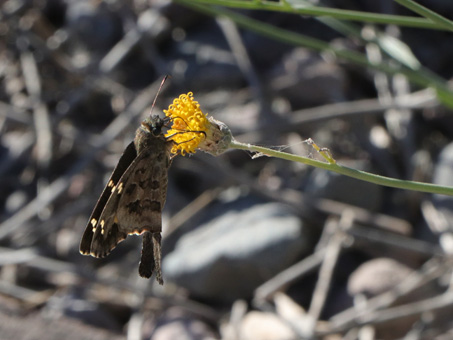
[430,142,453,252]
[433,142,453,188]
[432,142,453,207]
[163,201,309,302]
[238,311,296,340]
[149,308,217,340]
[347,258,412,298]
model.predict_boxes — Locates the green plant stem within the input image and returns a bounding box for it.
[175,1,452,99]
[229,139,453,196]
[394,0,453,32]
[175,0,443,30]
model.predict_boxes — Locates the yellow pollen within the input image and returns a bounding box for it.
[164,92,210,155]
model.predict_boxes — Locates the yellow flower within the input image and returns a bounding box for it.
[164,92,233,156]
[164,92,210,155]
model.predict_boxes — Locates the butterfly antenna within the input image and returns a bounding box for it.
[150,75,170,116]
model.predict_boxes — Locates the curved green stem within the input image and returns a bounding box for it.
[394,0,453,32]
[174,0,443,30]
[175,1,452,100]
[229,139,453,196]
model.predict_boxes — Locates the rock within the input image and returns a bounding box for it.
[163,200,310,302]
[432,142,453,193]
[347,258,412,298]
[149,308,217,340]
[346,258,443,339]
[431,142,453,253]
[239,311,296,340]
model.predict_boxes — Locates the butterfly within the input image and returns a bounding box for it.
[80,80,173,284]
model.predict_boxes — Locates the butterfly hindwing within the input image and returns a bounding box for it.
[115,146,171,235]
[79,142,137,256]
[115,144,171,282]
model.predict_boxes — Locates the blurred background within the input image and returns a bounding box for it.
[2,0,453,339]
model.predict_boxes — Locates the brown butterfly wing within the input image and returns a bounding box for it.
[86,146,169,257]
[115,146,170,235]
[114,145,171,282]
[79,142,137,256]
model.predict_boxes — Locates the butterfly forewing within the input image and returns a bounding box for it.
[80,142,137,256]
[87,144,170,258]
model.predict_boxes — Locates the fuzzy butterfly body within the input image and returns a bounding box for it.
[80,115,173,284]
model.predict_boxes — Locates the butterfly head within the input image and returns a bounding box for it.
[141,115,171,137]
